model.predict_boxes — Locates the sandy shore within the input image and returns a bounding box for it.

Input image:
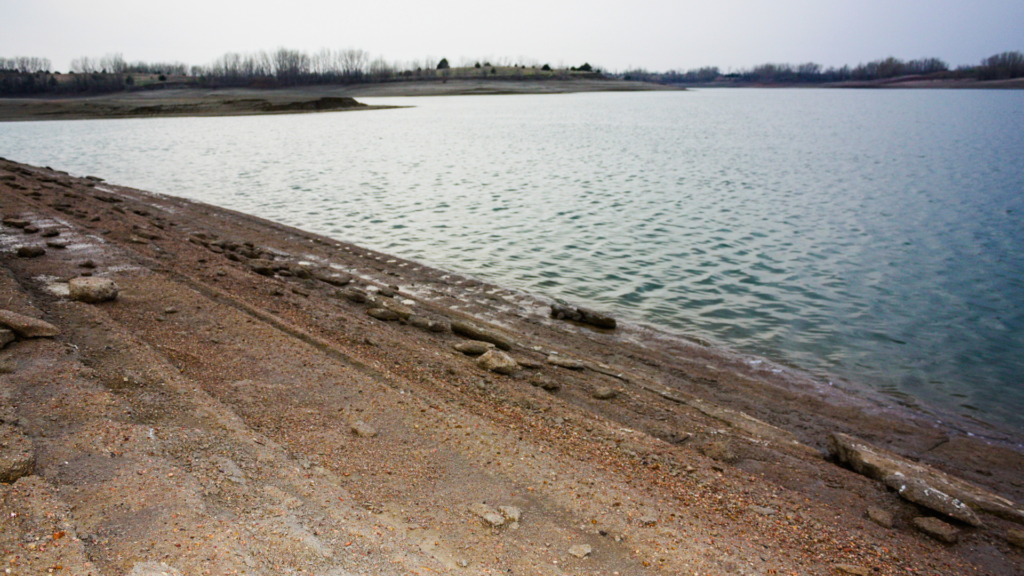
[1,159,1023,575]
[0,79,680,122]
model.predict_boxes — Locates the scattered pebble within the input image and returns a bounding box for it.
[867,506,893,528]
[476,350,519,375]
[1006,528,1024,548]
[16,246,45,258]
[568,544,592,558]
[912,516,959,544]
[351,421,378,438]
[69,277,119,303]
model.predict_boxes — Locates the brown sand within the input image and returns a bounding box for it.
[1,159,1022,575]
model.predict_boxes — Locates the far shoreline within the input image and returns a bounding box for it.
[0,78,682,122]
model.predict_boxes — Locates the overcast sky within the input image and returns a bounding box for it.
[3,0,1022,73]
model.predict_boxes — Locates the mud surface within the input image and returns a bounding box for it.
[1,159,1022,575]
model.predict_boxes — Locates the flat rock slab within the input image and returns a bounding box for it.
[454,341,494,355]
[316,271,352,286]
[409,315,450,333]
[547,355,585,370]
[476,349,519,375]
[913,516,959,544]
[380,299,413,319]
[0,425,35,483]
[451,321,513,351]
[0,309,60,338]
[885,475,980,526]
[69,277,119,303]
[829,432,1023,525]
[367,308,400,321]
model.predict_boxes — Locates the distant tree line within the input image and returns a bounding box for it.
[5,49,1020,96]
[2,48,605,96]
[620,51,1024,85]
[0,56,52,73]
[977,51,1024,80]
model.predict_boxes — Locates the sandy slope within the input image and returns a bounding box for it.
[1,159,1022,575]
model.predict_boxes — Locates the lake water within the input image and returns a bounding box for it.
[2,89,1023,429]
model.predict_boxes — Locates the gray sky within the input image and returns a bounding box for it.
[3,0,1022,73]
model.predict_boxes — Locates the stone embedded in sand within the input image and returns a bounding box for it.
[23,225,39,234]
[867,506,894,529]
[69,277,119,304]
[547,355,585,370]
[0,425,35,483]
[248,260,275,276]
[530,375,560,391]
[0,329,14,349]
[409,315,450,333]
[341,287,368,303]
[451,321,513,351]
[46,239,67,249]
[40,228,60,237]
[638,514,659,526]
[454,341,494,355]
[351,421,378,438]
[468,503,506,527]
[912,516,959,544]
[568,544,592,558]
[381,300,413,320]
[128,562,184,576]
[476,350,519,375]
[828,432,1022,525]
[367,308,400,321]
[834,565,871,576]
[0,310,60,338]
[499,506,522,524]
[1007,528,1024,548]
[16,245,45,258]
[592,387,617,400]
[2,218,30,228]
